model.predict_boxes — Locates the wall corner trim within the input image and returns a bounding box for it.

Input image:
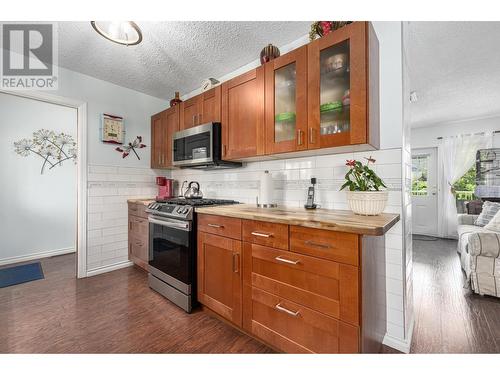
[382,316,415,353]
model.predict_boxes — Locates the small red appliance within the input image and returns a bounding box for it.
[156,177,173,200]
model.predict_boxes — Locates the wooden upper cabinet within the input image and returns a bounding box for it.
[150,110,164,168]
[151,106,179,169]
[200,86,221,124]
[179,86,221,130]
[265,45,308,155]
[222,67,265,160]
[307,21,379,150]
[163,105,180,167]
[179,96,201,130]
[197,232,242,326]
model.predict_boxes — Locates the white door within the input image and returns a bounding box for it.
[411,148,438,236]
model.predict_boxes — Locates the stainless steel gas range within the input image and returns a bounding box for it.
[145,198,238,312]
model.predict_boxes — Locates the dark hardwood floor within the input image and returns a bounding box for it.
[4,238,497,354]
[410,235,500,353]
[0,254,273,353]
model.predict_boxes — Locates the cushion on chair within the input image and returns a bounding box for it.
[485,210,500,232]
[475,201,500,227]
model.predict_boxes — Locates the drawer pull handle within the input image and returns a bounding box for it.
[275,256,300,265]
[304,240,331,249]
[251,231,273,238]
[207,223,224,228]
[275,303,300,317]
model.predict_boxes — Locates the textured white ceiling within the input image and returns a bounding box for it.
[409,21,500,128]
[58,21,310,100]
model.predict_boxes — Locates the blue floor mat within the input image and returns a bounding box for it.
[0,262,44,288]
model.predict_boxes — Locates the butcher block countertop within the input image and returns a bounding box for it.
[196,204,399,236]
[127,198,155,205]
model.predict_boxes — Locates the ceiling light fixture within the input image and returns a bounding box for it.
[90,21,143,46]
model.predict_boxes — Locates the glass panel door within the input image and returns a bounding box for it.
[274,63,296,143]
[319,40,350,137]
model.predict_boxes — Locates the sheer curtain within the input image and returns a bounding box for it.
[438,133,492,238]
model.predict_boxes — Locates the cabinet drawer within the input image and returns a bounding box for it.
[290,226,359,266]
[249,287,359,353]
[198,214,241,240]
[129,215,149,239]
[128,202,148,219]
[242,220,288,250]
[129,235,149,269]
[243,243,359,324]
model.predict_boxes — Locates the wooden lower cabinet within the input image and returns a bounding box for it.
[128,202,149,270]
[197,214,386,353]
[197,231,242,326]
[247,287,359,353]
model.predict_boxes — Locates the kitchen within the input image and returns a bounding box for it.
[1,18,409,358]
[127,21,401,354]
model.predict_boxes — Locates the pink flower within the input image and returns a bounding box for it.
[346,159,356,167]
[122,152,129,158]
[320,21,332,35]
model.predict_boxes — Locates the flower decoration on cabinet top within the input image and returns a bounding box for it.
[309,21,352,41]
[115,136,146,159]
[13,129,77,174]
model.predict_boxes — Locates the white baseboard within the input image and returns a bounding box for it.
[0,247,76,266]
[382,316,415,353]
[86,261,133,277]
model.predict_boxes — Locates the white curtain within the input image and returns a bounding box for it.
[438,133,492,238]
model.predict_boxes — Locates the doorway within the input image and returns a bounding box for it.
[411,147,438,236]
[0,90,87,278]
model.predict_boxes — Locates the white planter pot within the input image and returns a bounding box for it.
[346,191,388,216]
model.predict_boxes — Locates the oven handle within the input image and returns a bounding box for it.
[148,217,191,231]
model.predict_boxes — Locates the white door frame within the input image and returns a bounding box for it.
[1,90,88,278]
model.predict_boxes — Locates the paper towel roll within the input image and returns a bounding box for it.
[259,170,273,205]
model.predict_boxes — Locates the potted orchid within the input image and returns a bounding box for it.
[340,157,388,215]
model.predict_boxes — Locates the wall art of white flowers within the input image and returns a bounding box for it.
[14,129,77,174]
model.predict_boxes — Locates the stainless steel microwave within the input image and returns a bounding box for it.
[172,122,241,169]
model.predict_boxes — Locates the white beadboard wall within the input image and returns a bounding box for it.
[170,148,407,343]
[86,165,159,272]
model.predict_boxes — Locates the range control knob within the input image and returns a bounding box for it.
[182,207,190,214]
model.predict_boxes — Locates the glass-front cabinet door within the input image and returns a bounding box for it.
[308,22,372,149]
[265,46,307,154]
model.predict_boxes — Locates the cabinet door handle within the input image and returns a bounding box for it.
[275,256,300,265]
[192,115,195,126]
[232,253,240,273]
[297,129,304,146]
[275,303,300,317]
[207,223,224,228]
[251,231,273,238]
[304,240,331,249]
[309,128,315,144]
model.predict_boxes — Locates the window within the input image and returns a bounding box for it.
[412,154,429,196]
[453,165,476,201]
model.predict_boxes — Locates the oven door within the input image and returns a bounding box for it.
[148,216,194,293]
[172,123,213,166]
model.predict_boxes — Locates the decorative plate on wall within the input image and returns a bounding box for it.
[100,113,125,144]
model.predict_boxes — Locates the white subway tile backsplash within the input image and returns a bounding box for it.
[86,164,156,271]
[285,156,316,170]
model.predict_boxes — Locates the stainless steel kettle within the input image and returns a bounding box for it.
[183,181,203,199]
